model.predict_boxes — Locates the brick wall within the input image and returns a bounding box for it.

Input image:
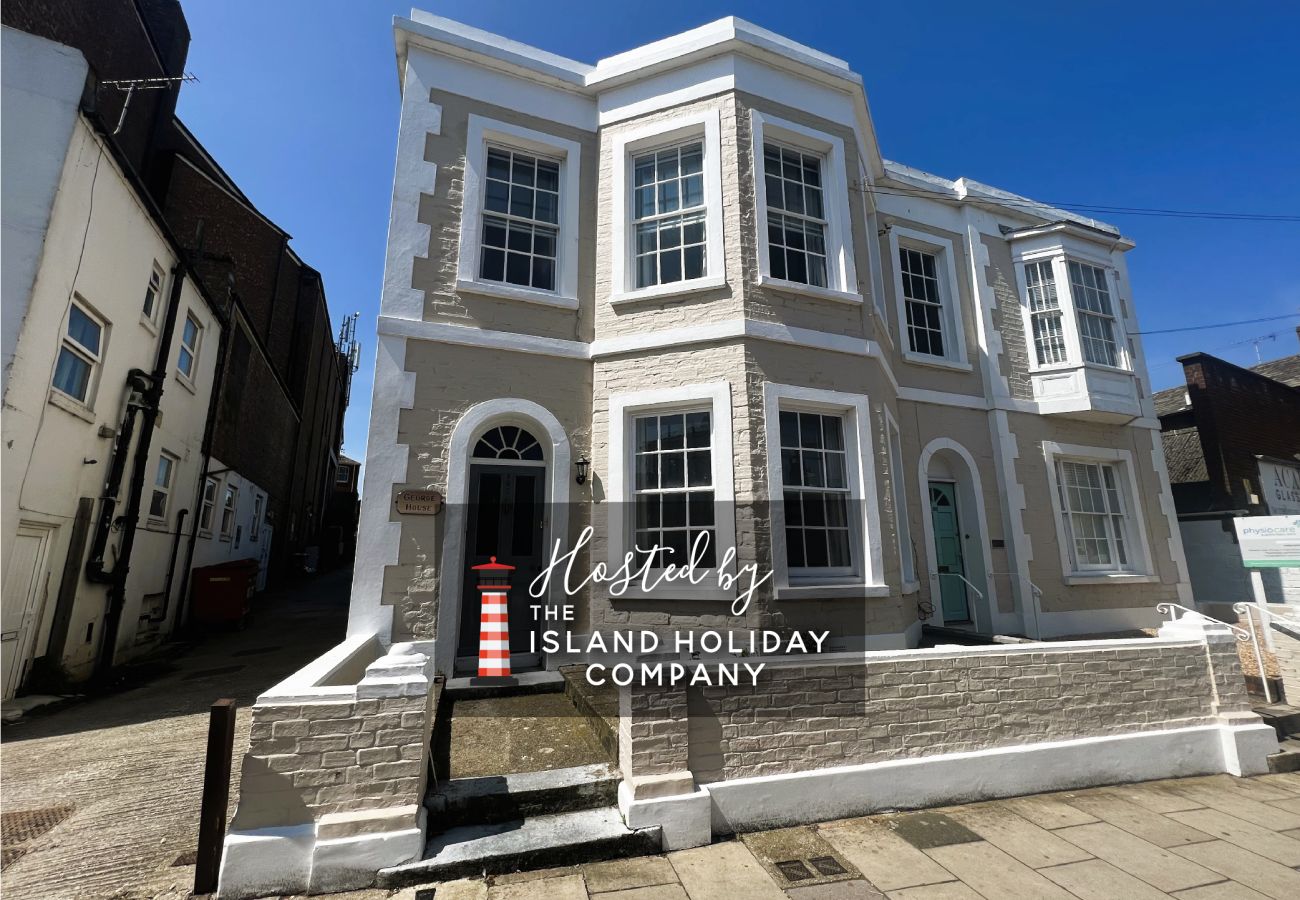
[1177,353,1300,513]
[623,637,1246,784]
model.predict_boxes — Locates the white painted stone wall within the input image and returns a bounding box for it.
[1182,518,1300,606]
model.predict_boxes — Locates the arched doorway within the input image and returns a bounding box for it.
[918,439,994,633]
[436,400,572,678]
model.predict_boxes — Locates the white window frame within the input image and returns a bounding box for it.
[251,494,263,541]
[149,450,178,522]
[456,114,581,309]
[883,407,918,593]
[1013,242,1132,375]
[220,483,239,541]
[176,311,202,387]
[888,227,970,371]
[751,110,861,305]
[608,381,735,602]
[199,476,218,535]
[762,383,886,600]
[1041,441,1155,584]
[141,262,164,332]
[51,297,108,412]
[611,109,726,304]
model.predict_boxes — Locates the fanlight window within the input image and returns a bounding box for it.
[474,425,544,462]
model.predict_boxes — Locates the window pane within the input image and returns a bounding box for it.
[659,415,684,450]
[686,450,711,486]
[487,149,511,180]
[150,490,167,518]
[536,161,559,192]
[485,179,509,213]
[660,452,684,488]
[635,454,657,490]
[53,348,91,400]
[480,247,505,281]
[662,494,686,527]
[505,253,530,285]
[688,492,714,526]
[685,412,710,448]
[779,411,798,447]
[534,191,558,224]
[178,347,194,377]
[68,305,101,355]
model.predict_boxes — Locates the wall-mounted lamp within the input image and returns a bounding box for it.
[575,455,590,485]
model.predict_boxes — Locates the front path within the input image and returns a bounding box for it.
[0,569,351,900]
[332,772,1300,900]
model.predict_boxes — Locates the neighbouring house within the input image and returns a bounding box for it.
[215,16,1287,899]
[0,0,349,697]
[1154,332,1300,609]
[1,25,223,696]
[322,455,362,568]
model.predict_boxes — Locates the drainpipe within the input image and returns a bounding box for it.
[88,262,186,678]
[173,278,235,637]
[149,508,188,624]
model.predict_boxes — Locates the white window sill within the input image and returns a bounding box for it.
[775,583,891,601]
[1063,572,1158,586]
[456,278,578,309]
[757,275,863,305]
[1028,361,1134,377]
[901,351,973,372]
[900,579,921,596]
[610,274,728,306]
[175,372,198,394]
[48,390,96,423]
[140,314,159,336]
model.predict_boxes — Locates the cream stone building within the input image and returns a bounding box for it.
[218,15,1281,897]
[348,11,1190,674]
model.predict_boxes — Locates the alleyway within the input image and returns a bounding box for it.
[0,569,351,900]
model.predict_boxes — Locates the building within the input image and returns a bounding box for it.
[346,10,1190,671]
[1,25,223,695]
[218,17,1288,896]
[1154,332,1300,608]
[322,454,362,569]
[0,0,349,696]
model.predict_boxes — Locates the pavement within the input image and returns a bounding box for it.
[319,772,1300,900]
[0,568,352,900]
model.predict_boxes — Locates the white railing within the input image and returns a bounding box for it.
[1157,602,1271,703]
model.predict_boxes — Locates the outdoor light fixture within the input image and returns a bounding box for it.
[575,455,590,485]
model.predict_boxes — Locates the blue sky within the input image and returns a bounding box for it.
[176,1,1300,465]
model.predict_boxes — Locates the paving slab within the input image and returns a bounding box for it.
[668,840,786,900]
[1250,774,1300,795]
[1172,840,1300,900]
[1190,776,1296,803]
[884,884,981,900]
[1167,808,1300,866]
[923,841,1075,900]
[818,819,956,891]
[786,880,885,899]
[1054,822,1222,892]
[947,804,1092,868]
[433,880,490,900]
[1037,858,1172,900]
[741,825,861,889]
[1265,796,1300,813]
[1002,794,1099,829]
[1064,792,1213,847]
[487,872,588,900]
[582,855,678,893]
[1167,783,1300,831]
[1102,782,1209,814]
[591,885,689,900]
[1172,882,1273,899]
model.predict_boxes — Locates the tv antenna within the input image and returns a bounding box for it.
[1230,332,1277,363]
[101,73,199,135]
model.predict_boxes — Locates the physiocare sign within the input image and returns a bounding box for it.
[1233,515,1300,568]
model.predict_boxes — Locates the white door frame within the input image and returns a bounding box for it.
[2,522,58,699]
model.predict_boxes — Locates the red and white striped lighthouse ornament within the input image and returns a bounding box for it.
[471,556,515,682]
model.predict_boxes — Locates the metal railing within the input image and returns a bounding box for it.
[1156,602,1271,703]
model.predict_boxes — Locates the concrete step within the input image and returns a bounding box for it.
[1254,703,1300,740]
[427,763,620,829]
[377,806,661,886]
[1268,738,1300,774]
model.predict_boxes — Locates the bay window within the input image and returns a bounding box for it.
[1068,261,1120,367]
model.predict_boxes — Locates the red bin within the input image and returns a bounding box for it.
[190,558,260,626]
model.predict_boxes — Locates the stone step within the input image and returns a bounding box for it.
[1268,738,1300,774]
[443,670,566,701]
[1255,703,1300,740]
[427,763,620,829]
[376,806,661,887]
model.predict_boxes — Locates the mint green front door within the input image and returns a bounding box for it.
[929,481,970,623]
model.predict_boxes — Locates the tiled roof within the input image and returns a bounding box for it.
[1251,353,1300,388]
[1161,427,1208,485]
[1152,386,1190,418]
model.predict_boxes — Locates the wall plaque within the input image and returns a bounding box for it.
[396,489,443,515]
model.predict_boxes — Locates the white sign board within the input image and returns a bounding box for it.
[1234,515,1300,568]
[1259,460,1300,514]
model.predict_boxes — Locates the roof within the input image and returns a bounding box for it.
[1251,353,1300,388]
[1152,386,1191,418]
[1161,427,1208,485]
